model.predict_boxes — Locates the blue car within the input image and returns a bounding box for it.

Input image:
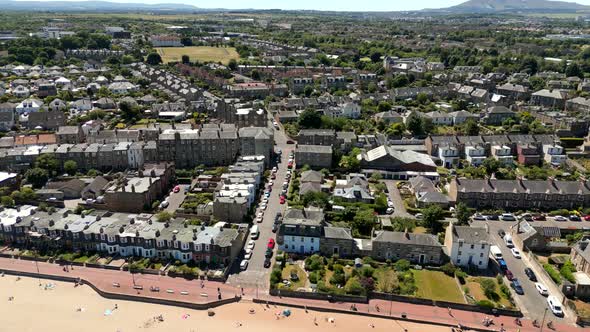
[497,258,507,271]
[511,278,524,295]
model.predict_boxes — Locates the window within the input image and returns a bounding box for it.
[458,251,462,256]
[300,237,304,242]
[311,238,314,243]
[479,261,482,265]
[480,253,484,257]
[457,259,461,264]
[458,242,463,247]
[291,236,295,241]
[470,244,474,249]
[205,244,210,251]
[120,237,127,243]
[481,244,485,249]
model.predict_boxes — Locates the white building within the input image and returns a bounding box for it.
[491,145,513,165]
[15,98,43,114]
[444,223,491,269]
[465,145,486,166]
[438,145,460,168]
[278,207,324,254]
[543,144,567,166]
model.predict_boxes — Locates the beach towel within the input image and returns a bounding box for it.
[104,309,112,316]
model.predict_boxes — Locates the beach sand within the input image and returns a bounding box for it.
[0,275,450,332]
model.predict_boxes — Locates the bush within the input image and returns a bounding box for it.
[500,284,512,300]
[560,260,577,284]
[270,268,282,286]
[304,254,324,271]
[330,271,345,286]
[309,271,319,284]
[543,263,562,285]
[344,277,364,295]
[394,259,411,272]
[480,278,500,302]
[441,262,457,276]
[476,300,495,309]
[359,266,375,278]
[496,274,504,285]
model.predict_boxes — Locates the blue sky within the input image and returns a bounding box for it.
[19,0,590,11]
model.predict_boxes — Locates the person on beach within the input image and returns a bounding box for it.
[447,307,453,317]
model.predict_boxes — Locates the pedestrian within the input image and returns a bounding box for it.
[447,307,453,317]
[114,304,118,310]
[241,287,244,295]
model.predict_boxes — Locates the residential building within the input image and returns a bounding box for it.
[444,223,491,269]
[483,106,516,125]
[491,145,513,165]
[438,145,460,168]
[295,145,332,169]
[543,144,567,166]
[531,89,567,109]
[277,207,324,254]
[372,230,443,264]
[297,129,336,146]
[358,145,437,179]
[517,144,541,166]
[465,145,486,166]
[27,111,65,130]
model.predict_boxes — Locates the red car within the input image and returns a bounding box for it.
[584,215,590,221]
[267,238,275,249]
[286,140,294,144]
[532,214,546,221]
[271,173,276,180]
[173,185,180,193]
[279,196,286,204]
[505,269,514,281]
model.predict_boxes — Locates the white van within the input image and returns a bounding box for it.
[250,225,259,239]
[503,234,514,248]
[490,245,503,260]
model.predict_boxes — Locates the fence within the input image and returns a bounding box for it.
[269,288,368,303]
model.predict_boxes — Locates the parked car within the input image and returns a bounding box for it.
[524,267,537,281]
[532,214,546,221]
[501,213,516,221]
[415,213,423,220]
[584,215,590,221]
[554,215,567,222]
[279,196,286,204]
[240,259,249,270]
[519,213,533,221]
[267,238,275,249]
[247,240,255,250]
[511,248,521,259]
[159,201,169,209]
[472,214,486,221]
[547,295,564,317]
[505,269,514,281]
[264,258,272,268]
[486,214,499,221]
[569,215,582,222]
[173,185,181,193]
[286,140,295,144]
[244,249,253,260]
[535,283,549,296]
[271,224,278,233]
[260,202,268,210]
[265,247,273,258]
[387,200,394,208]
[497,258,507,271]
[510,279,524,295]
[497,229,506,238]
[386,207,394,214]
[271,173,276,180]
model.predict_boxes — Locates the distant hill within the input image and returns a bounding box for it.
[0,0,204,12]
[446,0,590,13]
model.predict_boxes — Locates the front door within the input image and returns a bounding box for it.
[419,254,425,264]
[300,245,304,254]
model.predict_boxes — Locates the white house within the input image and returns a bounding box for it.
[16,98,43,114]
[438,145,460,168]
[465,145,486,166]
[543,144,567,166]
[491,145,513,165]
[12,85,30,98]
[444,223,491,269]
[108,82,137,94]
[278,207,324,254]
[425,111,453,125]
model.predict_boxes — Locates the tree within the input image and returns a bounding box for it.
[303,85,314,97]
[370,51,382,63]
[464,119,480,136]
[566,63,583,78]
[119,101,139,122]
[390,217,416,232]
[228,58,238,71]
[35,154,59,175]
[482,158,503,175]
[64,160,77,175]
[455,202,472,226]
[1,196,14,207]
[181,55,190,64]
[377,101,392,113]
[146,52,162,65]
[422,205,444,234]
[406,112,425,136]
[386,122,405,137]
[25,167,49,188]
[298,108,322,129]
[389,75,409,88]
[520,56,538,75]
[352,209,376,236]
[417,92,429,105]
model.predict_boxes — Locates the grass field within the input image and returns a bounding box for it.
[414,270,466,303]
[156,46,239,65]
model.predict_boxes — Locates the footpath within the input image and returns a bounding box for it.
[0,256,583,332]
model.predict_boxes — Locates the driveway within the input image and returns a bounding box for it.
[165,185,188,213]
[472,220,573,324]
[226,127,293,290]
[383,180,412,218]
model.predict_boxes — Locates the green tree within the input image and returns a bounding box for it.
[1,196,15,207]
[352,209,376,236]
[35,154,59,174]
[386,122,406,137]
[119,101,139,122]
[303,85,314,97]
[64,160,77,175]
[228,58,238,71]
[566,63,583,78]
[298,108,322,129]
[25,167,49,188]
[455,202,472,226]
[146,52,162,65]
[389,75,409,88]
[482,158,503,175]
[377,101,392,113]
[406,112,425,136]
[422,205,444,234]
[416,93,429,105]
[463,119,480,136]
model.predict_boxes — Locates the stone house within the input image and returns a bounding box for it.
[295,145,332,169]
[371,230,444,264]
[320,227,356,258]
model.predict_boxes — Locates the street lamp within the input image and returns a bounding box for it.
[540,307,548,332]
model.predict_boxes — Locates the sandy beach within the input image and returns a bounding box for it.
[0,275,451,332]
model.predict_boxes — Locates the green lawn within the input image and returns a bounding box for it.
[279,264,308,290]
[414,270,465,303]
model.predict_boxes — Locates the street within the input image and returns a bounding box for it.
[472,220,574,324]
[383,180,412,218]
[226,125,292,290]
[164,184,188,213]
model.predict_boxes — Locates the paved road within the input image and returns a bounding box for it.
[383,180,412,218]
[226,126,292,290]
[165,185,188,213]
[472,220,573,324]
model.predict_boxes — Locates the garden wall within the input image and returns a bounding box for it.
[269,288,368,303]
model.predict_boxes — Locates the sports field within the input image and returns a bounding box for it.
[156,46,239,65]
